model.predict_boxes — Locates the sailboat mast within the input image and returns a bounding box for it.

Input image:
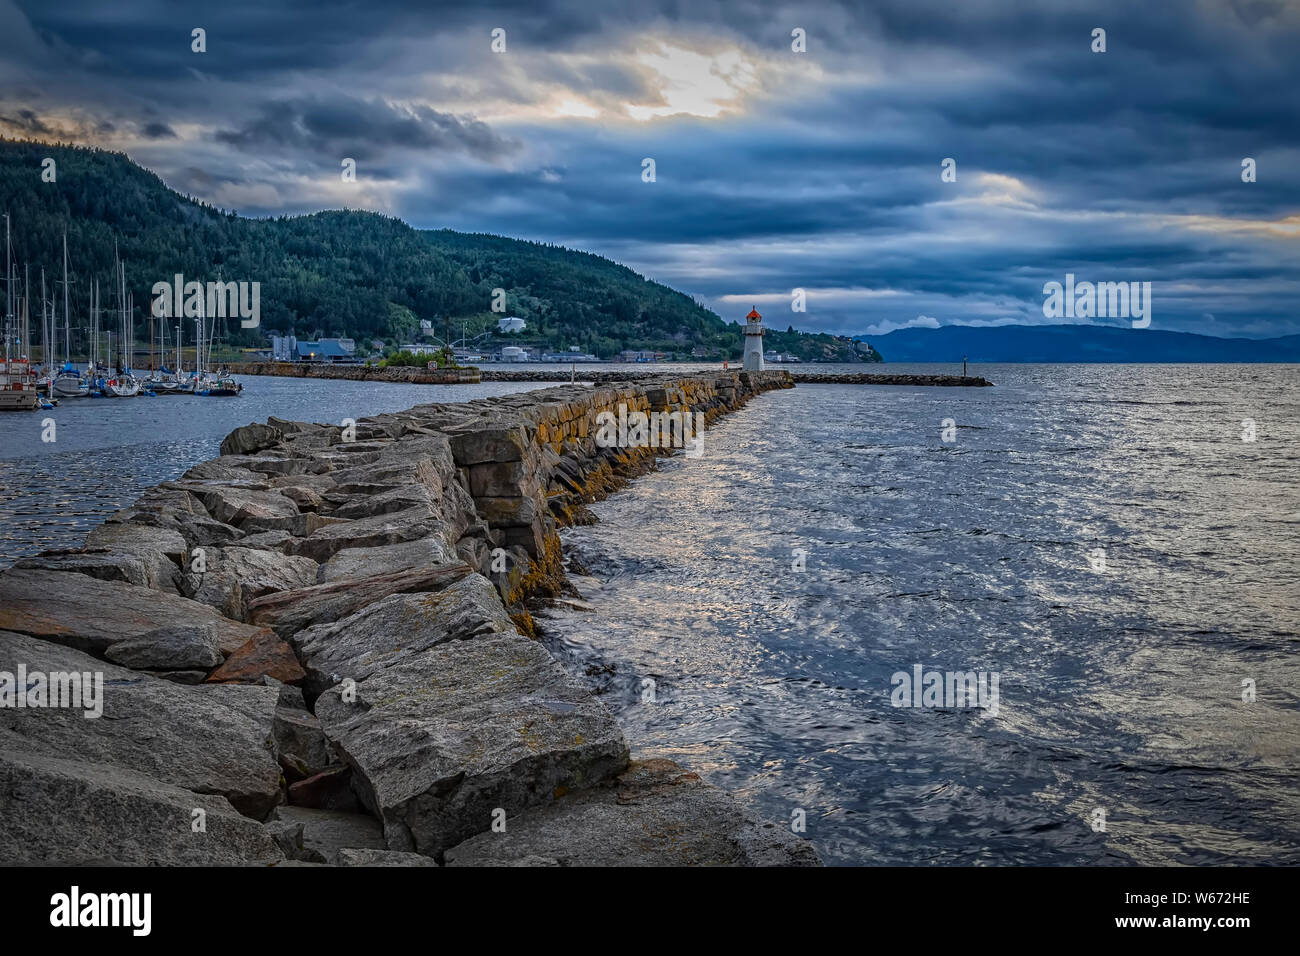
[40,269,48,367]
[62,231,70,365]
[4,213,11,366]
[119,260,127,372]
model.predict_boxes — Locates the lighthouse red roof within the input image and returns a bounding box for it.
[746,307,762,320]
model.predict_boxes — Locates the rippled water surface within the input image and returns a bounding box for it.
[0,374,538,563]
[534,364,1300,865]
[2,363,1296,865]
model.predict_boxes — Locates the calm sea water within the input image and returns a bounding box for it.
[535,363,1300,865]
[2,363,1297,866]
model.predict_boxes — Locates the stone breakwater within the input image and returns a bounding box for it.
[235,363,992,388]
[0,370,817,866]
[238,361,482,385]
[481,369,993,386]
[789,372,993,386]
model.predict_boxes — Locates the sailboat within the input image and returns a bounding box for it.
[100,260,140,397]
[193,300,241,396]
[51,231,89,399]
[34,269,53,397]
[196,365,242,396]
[150,319,194,394]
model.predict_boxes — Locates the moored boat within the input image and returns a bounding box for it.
[0,358,40,411]
[196,372,242,396]
[52,362,90,398]
[148,366,194,394]
[102,375,141,397]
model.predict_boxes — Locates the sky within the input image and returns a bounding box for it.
[2,0,1298,338]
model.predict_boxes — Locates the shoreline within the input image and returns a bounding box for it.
[234,361,994,387]
[0,369,819,866]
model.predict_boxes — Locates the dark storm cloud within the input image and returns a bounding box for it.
[0,108,52,135]
[6,0,1300,336]
[214,96,517,162]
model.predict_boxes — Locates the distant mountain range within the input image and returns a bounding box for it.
[859,324,1300,363]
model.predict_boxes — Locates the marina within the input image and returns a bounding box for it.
[3,219,244,411]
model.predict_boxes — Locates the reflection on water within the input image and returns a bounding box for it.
[536,364,1300,865]
[0,375,539,564]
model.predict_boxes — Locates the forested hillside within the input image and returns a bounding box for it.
[0,140,877,361]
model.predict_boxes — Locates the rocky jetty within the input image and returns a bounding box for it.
[789,372,993,386]
[483,369,992,386]
[236,363,992,387]
[237,361,482,384]
[0,370,818,866]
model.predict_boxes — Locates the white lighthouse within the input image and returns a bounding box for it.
[742,306,765,371]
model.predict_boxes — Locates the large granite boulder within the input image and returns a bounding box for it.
[72,523,190,590]
[103,622,224,671]
[286,506,450,562]
[220,422,283,457]
[84,520,188,561]
[0,569,272,656]
[446,423,533,465]
[207,630,306,685]
[444,759,821,867]
[316,537,457,583]
[314,631,629,858]
[290,574,515,696]
[246,563,472,638]
[0,632,282,817]
[195,485,300,531]
[330,485,440,521]
[15,547,181,593]
[183,546,319,620]
[0,749,284,866]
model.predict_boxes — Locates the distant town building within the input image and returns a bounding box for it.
[398,343,441,356]
[272,335,359,363]
[271,334,297,362]
[294,339,358,363]
[497,316,526,333]
[541,350,600,362]
[616,350,663,363]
